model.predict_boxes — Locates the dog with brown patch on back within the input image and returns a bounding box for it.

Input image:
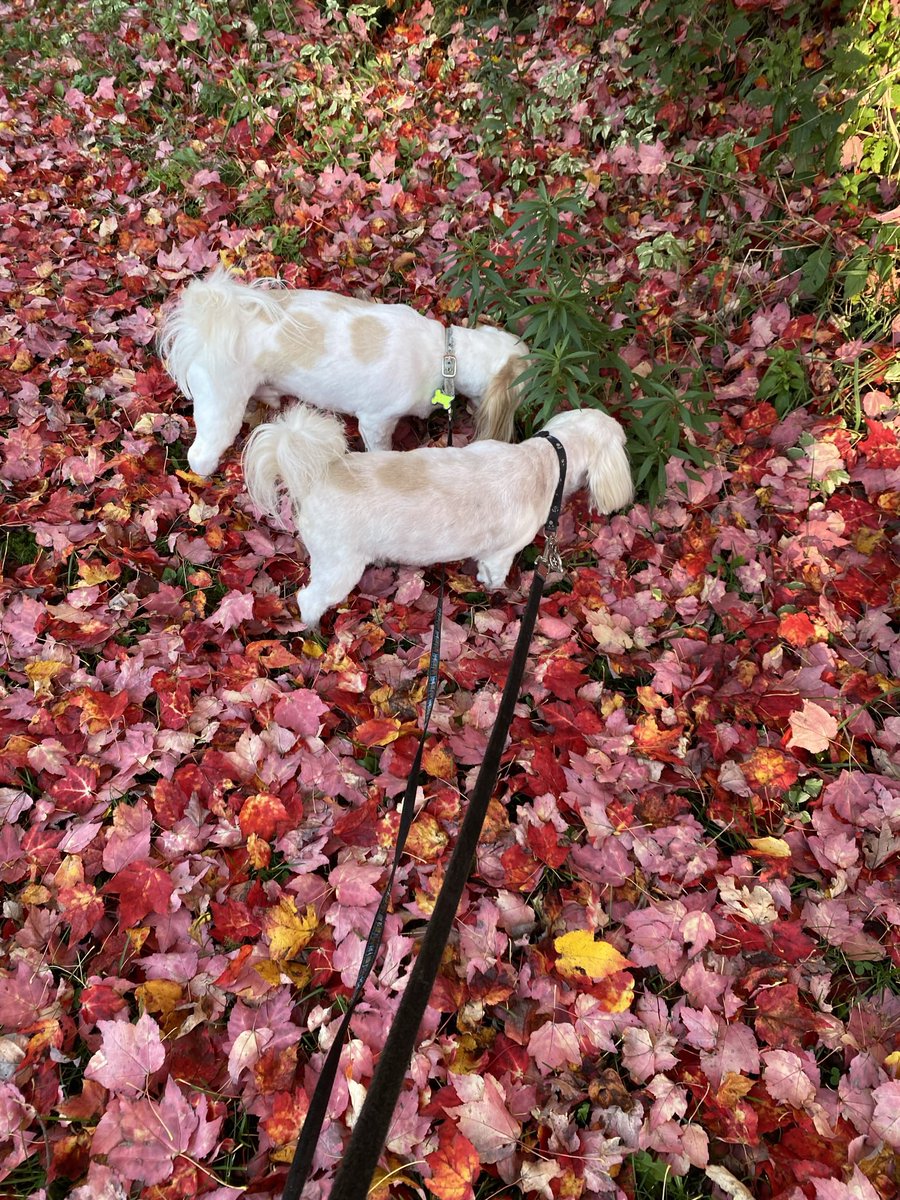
[157,267,530,477]
[242,402,634,630]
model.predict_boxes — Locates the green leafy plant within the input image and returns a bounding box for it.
[446,184,716,508]
[624,365,716,501]
[757,346,811,417]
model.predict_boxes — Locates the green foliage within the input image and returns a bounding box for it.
[462,13,602,188]
[625,366,716,501]
[607,0,900,184]
[628,1152,712,1199]
[757,346,811,417]
[446,184,626,420]
[447,184,715,508]
[1,528,40,572]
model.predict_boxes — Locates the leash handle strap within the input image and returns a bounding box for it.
[327,436,567,1200]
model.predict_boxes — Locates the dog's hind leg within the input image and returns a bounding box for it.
[186,363,251,477]
[296,554,368,629]
[476,552,515,590]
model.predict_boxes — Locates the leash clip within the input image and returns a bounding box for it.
[538,532,563,575]
[441,353,457,380]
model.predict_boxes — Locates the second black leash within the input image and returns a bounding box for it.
[281,373,458,1200]
[327,432,568,1200]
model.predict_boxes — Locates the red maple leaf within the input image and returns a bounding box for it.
[103,861,174,928]
[49,767,99,815]
[526,821,570,869]
[238,792,291,840]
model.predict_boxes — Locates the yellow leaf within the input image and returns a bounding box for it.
[21,884,51,905]
[716,1072,755,1106]
[747,837,792,858]
[54,855,84,889]
[25,660,65,697]
[604,976,636,1013]
[554,930,632,981]
[264,897,317,962]
[423,743,456,781]
[136,979,183,1017]
[253,959,284,988]
[885,1050,900,1075]
[127,926,150,952]
[76,560,121,586]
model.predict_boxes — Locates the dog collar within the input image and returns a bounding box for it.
[432,325,457,410]
[441,325,456,399]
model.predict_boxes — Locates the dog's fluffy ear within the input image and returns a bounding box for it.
[587,417,634,514]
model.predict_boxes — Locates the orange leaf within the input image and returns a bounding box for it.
[406,812,449,863]
[245,640,302,668]
[742,747,800,791]
[262,1090,308,1154]
[426,1123,480,1200]
[239,792,291,840]
[354,717,401,747]
[778,610,824,648]
[423,742,456,780]
[632,714,685,762]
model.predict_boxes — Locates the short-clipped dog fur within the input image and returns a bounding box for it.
[243,404,634,628]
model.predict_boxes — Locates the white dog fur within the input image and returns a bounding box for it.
[157,267,530,477]
[243,403,634,628]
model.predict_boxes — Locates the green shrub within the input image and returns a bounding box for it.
[446,184,715,509]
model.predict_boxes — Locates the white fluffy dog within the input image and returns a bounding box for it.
[243,404,634,628]
[157,268,529,477]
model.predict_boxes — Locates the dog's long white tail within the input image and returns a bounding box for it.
[589,416,634,514]
[243,404,348,520]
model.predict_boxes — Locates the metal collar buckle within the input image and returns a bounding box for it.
[442,325,457,390]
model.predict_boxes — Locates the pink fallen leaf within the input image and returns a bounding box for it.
[91,1076,223,1184]
[84,1014,165,1095]
[762,1049,817,1109]
[446,1073,520,1164]
[527,1021,581,1072]
[813,1167,882,1199]
[787,700,839,754]
[872,1080,900,1148]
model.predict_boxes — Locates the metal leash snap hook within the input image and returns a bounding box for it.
[538,532,563,575]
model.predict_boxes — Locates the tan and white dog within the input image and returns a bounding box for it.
[243,403,634,628]
[157,268,529,477]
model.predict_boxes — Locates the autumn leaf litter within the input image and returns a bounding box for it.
[0,2,899,1198]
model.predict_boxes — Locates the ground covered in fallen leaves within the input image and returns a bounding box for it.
[0,2,899,1198]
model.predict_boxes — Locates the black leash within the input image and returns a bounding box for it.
[325,431,568,1200]
[280,333,462,1200]
[280,590,444,1199]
